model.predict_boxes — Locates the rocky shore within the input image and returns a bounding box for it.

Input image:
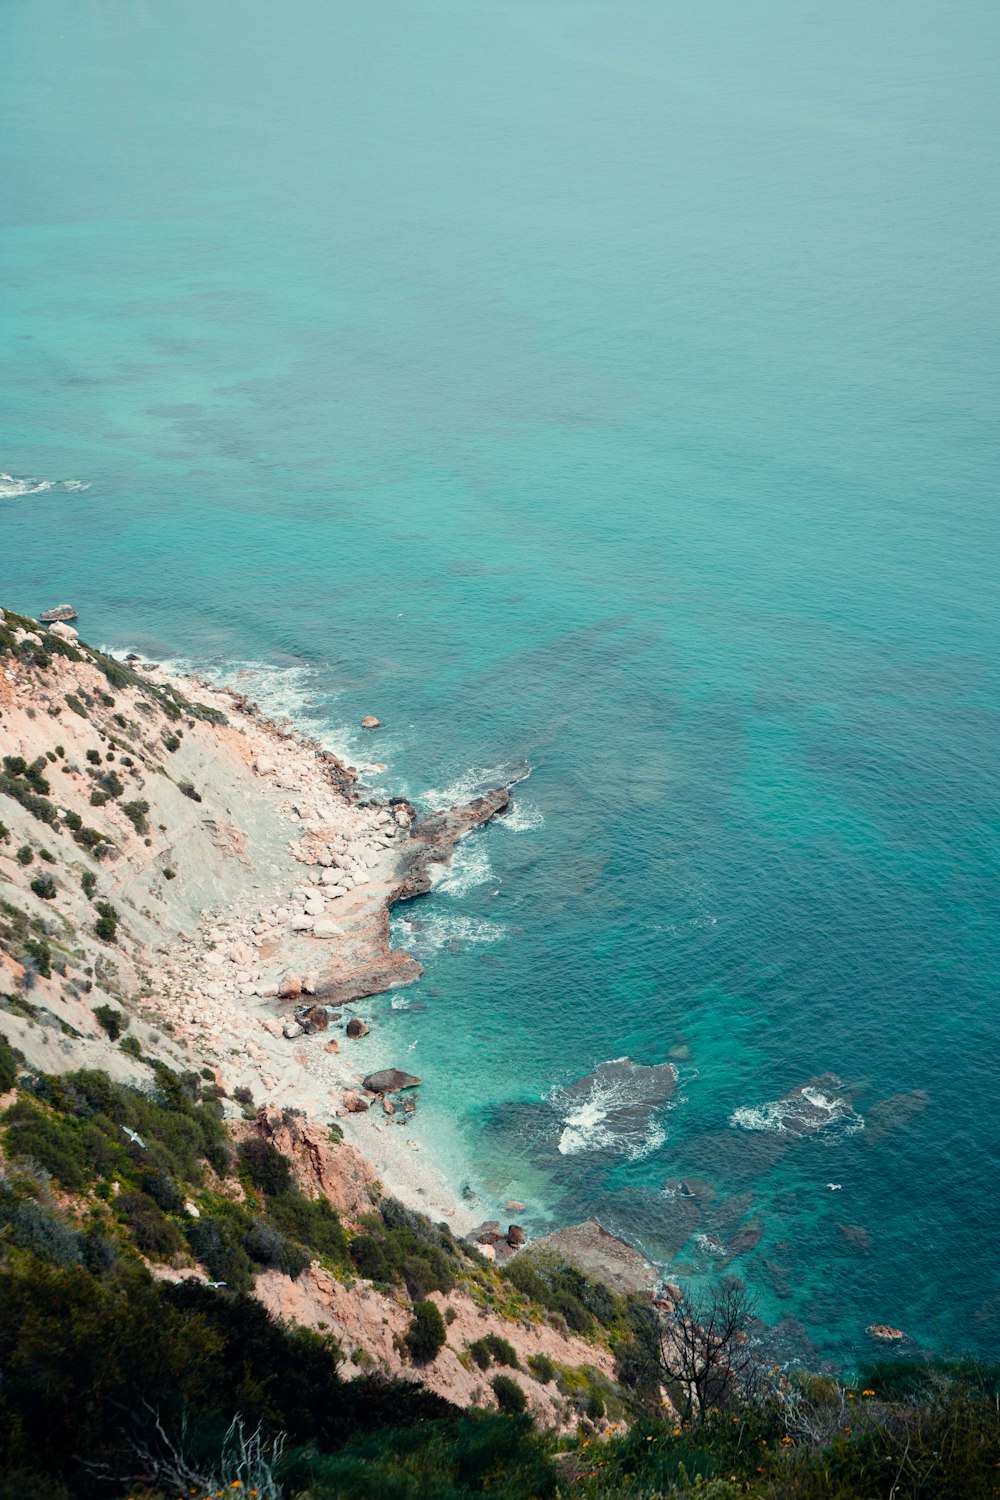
[0,606,511,1227]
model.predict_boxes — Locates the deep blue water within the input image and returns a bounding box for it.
[2,0,999,1366]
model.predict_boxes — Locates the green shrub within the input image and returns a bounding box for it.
[16,846,33,866]
[269,1189,347,1260]
[85,749,101,766]
[244,1221,311,1278]
[163,733,181,753]
[0,1194,82,1267]
[186,1215,254,1292]
[350,1232,394,1282]
[94,901,118,943]
[117,1190,185,1259]
[238,1134,292,1197]
[2,1100,91,1189]
[470,1334,521,1371]
[29,875,56,900]
[178,781,202,802]
[80,869,97,899]
[23,938,52,977]
[93,1004,127,1041]
[121,799,150,835]
[527,1352,556,1383]
[492,1373,527,1414]
[406,1299,447,1364]
[119,1035,143,1060]
[0,1030,17,1091]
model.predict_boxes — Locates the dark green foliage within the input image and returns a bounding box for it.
[0,820,7,841]
[3,755,49,795]
[94,899,118,942]
[117,1190,186,1259]
[470,1334,521,1371]
[406,1298,447,1364]
[64,693,87,716]
[93,1002,126,1040]
[527,1351,555,1383]
[348,1202,457,1297]
[99,769,124,798]
[280,1413,557,1500]
[89,788,108,807]
[29,874,56,900]
[163,732,181,752]
[119,1033,143,1059]
[80,868,97,898]
[243,1221,311,1278]
[268,1188,347,1260]
[121,797,150,834]
[503,1250,624,1334]
[179,779,203,802]
[2,1098,92,1189]
[238,1133,293,1196]
[23,937,52,977]
[0,770,59,827]
[0,1192,82,1266]
[38,847,55,862]
[16,844,33,865]
[350,1231,394,1282]
[186,1214,255,1292]
[164,865,177,879]
[0,1029,17,1090]
[85,748,101,765]
[491,1373,527,1415]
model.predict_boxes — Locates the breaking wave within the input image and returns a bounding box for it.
[392,911,507,957]
[729,1081,864,1139]
[430,841,496,898]
[418,760,532,812]
[1,471,90,499]
[552,1056,677,1160]
[498,798,545,833]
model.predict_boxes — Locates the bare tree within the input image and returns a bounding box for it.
[628,1277,760,1428]
[82,1406,286,1499]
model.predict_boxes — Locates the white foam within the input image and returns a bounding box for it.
[418,761,531,812]
[729,1085,864,1139]
[0,471,90,499]
[392,911,507,958]
[498,798,545,833]
[432,840,495,899]
[694,1232,726,1258]
[554,1057,675,1161]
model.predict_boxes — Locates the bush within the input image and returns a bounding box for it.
[243,1222,311,1278]
[470,1334,521,1371]
[29,875,56,900]
[0,1030,17,1091]
[238,1135,292,1197]
[93,1004,126,1041]
[16,846,33,866]
[350,1233,394,1282]
[269,1189,347,1260]
[2,1101,91,1190]
[0,1195,82,1267]
[121,799,149,835]
[94,901,118,943]
[85,749,101,766]
[527,1352,556,1384]
[492,1373,527,1414]
[179,781,202,802]
[80,869,97,899]
[186,1215,254,1292]
[119,1035,143,1060]
[406,1299,447,1364]
[117,1190,185,1259]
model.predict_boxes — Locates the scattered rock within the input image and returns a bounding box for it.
[298,1005,329,1035]
[382,1097,396,1116]
[345,1018,369,1040]
[506,1200,526,1212]
[282,1019,304,1040]
[39,604,78,623]
[867,1324,905,1341]
[362,1068,421,1093]
[361,715,382,730]
[342,1090,369,1112]
[507,1225,526,1248]
[323,1039,340,1054]
[290,914,314,932]
[278,973,302,999]
[49,621,78,642]
[725,1220,764,1257]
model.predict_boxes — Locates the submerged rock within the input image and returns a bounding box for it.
[867,1324,906,1341]
[362,1067,421,1093]
[528,1218,658,1298]
[552,1057,678,1158]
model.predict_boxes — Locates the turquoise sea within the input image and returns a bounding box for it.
[2,0,999,1366]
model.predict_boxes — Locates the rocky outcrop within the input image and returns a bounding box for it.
[528,1218,658,1298]
[363,1068,421,1093]
[254,1105,378,1218]
[360,715,381,730]
[39,603,77,622]
[867,1324,906,1341]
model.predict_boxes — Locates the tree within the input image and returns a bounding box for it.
[625,1277,759,1428]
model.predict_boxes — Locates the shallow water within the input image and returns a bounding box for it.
[2,0,999,1366]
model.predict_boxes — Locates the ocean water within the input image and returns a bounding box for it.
[2,0,998,1367]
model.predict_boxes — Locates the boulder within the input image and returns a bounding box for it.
[298,1005,329,1035]
[506,1224,526,1248]
[39,604,78,623]
[345,1018,369,1040]
[278,973,302,999]
[323,1039,340,1054]
[342,1090,369,1112]
[49,621,78,642]
[382,1097,396,1116]
[282,1019,304,1040]
[362,1068,421,1093]
[361,715,382,730]
[290,915,314,932]
[866,1324,905,1341]
[312,918,340,939]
